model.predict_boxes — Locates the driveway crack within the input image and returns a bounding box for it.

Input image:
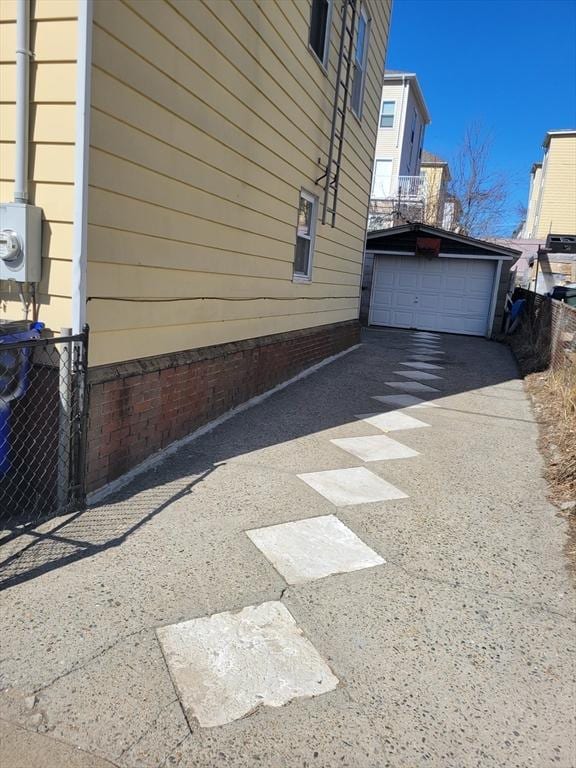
[386,559,575,621]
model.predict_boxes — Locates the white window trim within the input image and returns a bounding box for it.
[308,0,334,72]
[293,189,318,281]
[380,100,395,128]
[351,5,370,119]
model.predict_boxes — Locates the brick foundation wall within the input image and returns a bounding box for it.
[86,320,360,493]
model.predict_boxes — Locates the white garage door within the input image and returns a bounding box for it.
[369,255,496,336]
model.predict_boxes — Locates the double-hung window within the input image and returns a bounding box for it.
[293,191,317,280]
[380,101,395,128]
[351,6,370,118]
[309,0,333,69]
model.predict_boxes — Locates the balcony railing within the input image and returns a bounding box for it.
[371,175,427,202]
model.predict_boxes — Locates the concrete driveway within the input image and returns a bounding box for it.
[1,328,574,768]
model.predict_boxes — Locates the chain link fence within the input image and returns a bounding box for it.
[511,289,576,372]
[0,324,89,538]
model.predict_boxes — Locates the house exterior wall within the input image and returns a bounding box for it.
[420,163,448,226]
[372,77,426,194]
[522,164,542,238]
[86,0,391,367]
[398,88,425,177]
[533,135,576,238]
[0,0,77,329]
[373,80,406,187]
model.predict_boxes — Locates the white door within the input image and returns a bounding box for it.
[369,255,496,336]
[372,160,392,198]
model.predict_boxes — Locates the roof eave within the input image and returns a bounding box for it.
[366,223,522,258]
[383,72,431,125]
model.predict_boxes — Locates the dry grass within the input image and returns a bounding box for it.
[525,364,576,569]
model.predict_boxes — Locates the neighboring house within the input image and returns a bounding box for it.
[369,70,431,228]
[495,236,576,295]
[491,238,545,290]
[519,130,576,239]
[360,223,520,336]
[419,150,451,228]
[532,235,576,294]
[0,0,391,493]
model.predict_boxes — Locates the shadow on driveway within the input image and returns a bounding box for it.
[0,328,526,590]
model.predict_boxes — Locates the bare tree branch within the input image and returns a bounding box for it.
[448,122,509,238]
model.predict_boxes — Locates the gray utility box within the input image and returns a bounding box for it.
[0,202,42,283]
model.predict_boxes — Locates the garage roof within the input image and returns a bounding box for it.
[367,223,521,260]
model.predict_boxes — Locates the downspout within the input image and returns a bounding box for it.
[71,0,93,335]
[14,0,31,203]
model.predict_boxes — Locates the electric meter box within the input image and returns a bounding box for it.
[0,202,42,283]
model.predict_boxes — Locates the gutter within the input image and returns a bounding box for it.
[71,0,93,334]
[14,0,30,203]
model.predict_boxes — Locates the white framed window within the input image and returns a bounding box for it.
[380,101,395,128]
[351,6,370,118]
[309,0,333,69]
[372,159,392,198]
[293,190,317,280]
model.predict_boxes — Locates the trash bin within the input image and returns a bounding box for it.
[0,321,44,476]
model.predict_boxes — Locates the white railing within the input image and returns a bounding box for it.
[371,175,427,203]
[395,175,427,200]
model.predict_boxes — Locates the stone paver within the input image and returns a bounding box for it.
[247,515,384,584]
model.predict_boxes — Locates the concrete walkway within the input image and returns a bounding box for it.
[1,329,574,768]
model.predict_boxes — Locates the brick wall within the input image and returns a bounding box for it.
[86,320,360,492]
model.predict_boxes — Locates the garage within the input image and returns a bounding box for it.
[361,223,520,337]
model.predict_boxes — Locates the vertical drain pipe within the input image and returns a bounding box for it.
[15,0,31,204]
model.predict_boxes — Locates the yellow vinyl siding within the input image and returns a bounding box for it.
[87,0,390,365]
[0,1,76,331]
[421,164,448,227]
[535,135,576,238]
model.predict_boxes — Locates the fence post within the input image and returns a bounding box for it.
[57,327,73,511]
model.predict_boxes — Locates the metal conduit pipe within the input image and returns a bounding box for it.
[15,0,31,204]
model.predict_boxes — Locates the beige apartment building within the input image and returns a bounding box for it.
[521,130,576,239]
[0,0,391,492]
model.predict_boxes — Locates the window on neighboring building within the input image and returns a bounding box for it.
[293,190,317,279]
[372,159,392,198]
[380,101,395,128]
[351,6,370,118]
[309,0,333,68]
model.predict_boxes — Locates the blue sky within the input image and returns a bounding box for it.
[386,0,576,234]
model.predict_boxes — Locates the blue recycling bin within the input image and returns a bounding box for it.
[0,321,44,476]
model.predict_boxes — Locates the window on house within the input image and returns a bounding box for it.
[293,191,317,279]
[309,0,333,68]
[372,159,392,198]
[410,108,417,143]
[380,101,395,128]
[351,7,370,117]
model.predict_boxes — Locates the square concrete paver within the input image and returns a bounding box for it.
[411,354,445,362]
[400,361,444,370]
[246,515,385,584]
[297,467,408,506]
[331,434,419,462]
[372,394,439,408]
[385,381,440,393]
[355,411,430,432]
[156,601,339,728]
[411,347,445,354]
[395,370,443,381]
